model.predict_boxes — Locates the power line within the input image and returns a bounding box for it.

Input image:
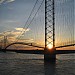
[16,0,39,42]
[19,0,44,39]
[6,0,44,49]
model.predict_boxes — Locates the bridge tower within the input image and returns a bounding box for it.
[4,36,7,49]
[44,0,56,61]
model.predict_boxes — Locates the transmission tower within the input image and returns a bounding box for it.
[44,0,56,61]
[4,36,7,49]
[45,0,55,49]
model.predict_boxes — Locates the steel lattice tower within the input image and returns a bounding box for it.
[45,0,55,49]
[4,36,7,49]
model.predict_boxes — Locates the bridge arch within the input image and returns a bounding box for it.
[5,42,44,49]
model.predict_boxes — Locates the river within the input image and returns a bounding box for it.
[0,52,75,75]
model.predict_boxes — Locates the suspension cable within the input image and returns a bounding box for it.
[16,0,44,42]
[24,0,44,30]
[16,0,39,42]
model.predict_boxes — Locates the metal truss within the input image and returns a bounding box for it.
[45,0,55,49]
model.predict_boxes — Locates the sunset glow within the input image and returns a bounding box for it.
[47,44,53,49]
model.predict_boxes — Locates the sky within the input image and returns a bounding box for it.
[55,0,75,50]
[0,0,45,49]
[0,0,35,31]
[0,0,75,50]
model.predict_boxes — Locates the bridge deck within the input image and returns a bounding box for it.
[0,49,75,54]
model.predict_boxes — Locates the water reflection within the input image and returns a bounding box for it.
[44,60,56,75]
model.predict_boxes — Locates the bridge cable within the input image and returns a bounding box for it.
[15,0,39,42]
[9,0,44,49]
[18,0,44,48]
[14,0,44,49]
[6,0,39,49]
[17,0,44,49]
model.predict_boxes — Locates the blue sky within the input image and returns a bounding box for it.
[0,0,35,31]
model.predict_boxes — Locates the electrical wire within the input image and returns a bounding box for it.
[16,0,39,42]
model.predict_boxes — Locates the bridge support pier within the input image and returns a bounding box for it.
[44,48,56,62]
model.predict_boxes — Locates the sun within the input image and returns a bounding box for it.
[47,44,53,49]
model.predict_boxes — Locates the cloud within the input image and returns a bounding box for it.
[0,33,3,36]
[5,20,17,23]
[7,37,16,42]
[10,31,21,37]
[14,28,30,38]
[0,0,4,4]
[6,0,15,3]
[15,28,30,32]
[0,31,19,42]
[0,34,3,40]
[0,27,30,37]
[0,0,15,4]
[0,27,30,42]
[0,27,34,46]
[15,27,30,35]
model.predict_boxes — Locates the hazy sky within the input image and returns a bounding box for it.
[0,0,75,49]
[0,0,45,49]
[0,0,35,31]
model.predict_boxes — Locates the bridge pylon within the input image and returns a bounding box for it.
[44,0,56,61]
[44,47,56,61]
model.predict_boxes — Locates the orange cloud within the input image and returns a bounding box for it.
[15,28,30,32]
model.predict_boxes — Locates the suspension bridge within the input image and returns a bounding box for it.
[0,0,75,61]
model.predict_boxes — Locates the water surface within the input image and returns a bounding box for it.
[0,52,75,75]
